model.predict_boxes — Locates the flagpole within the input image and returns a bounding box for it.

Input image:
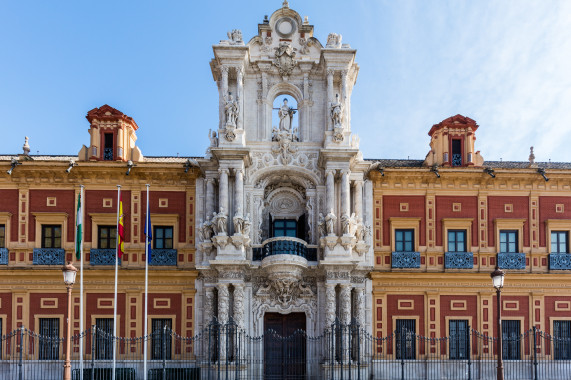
[79,185,84,380]
[143,184,150,380]
[113,185,120,380]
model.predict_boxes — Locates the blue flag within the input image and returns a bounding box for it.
[144,202,152,264]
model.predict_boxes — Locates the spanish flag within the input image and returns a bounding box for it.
[118,192,125,258]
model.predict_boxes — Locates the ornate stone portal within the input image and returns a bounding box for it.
[195,3,373,338]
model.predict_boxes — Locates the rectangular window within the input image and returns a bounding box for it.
[449,320,469,360]
[502,320,520,360]
[273,219,297,238]
[95,318,114,360]
[151,318,172,360]
[448,230,467,252]
[554,320,571,360]
[39,318,60,360]
[42,225,62,249]
[98,226,117,249]
[551,231,569,254]
[395,319,416,360]
[500,230,518,253]
[451,139,462,166]
[154,226,173,249]
[395,229,414,252]
[0,224,5,248]
[103,133,114,161]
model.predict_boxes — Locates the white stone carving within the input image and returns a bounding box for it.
[330,94,343,128]
[233,284,245,327]
[325,209,337,236]
[224,93,239,128]
[318,213,326,239]
[299,37,315,55]
[268,190,304,220]
[233,212,244,235]
[273,42,297,76]
[204,287,215,324]
[271,130,298,164]
[226,29,244,45]
[326,33,342,48]
[325,284,336,327]
[214,207,228,235]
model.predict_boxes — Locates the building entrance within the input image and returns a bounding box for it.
[263,312,306,379]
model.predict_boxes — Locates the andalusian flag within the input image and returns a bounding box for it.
[118,193,125,258]
[75,192,82,260]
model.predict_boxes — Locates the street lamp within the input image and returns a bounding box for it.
[62,262,78,380]
[491,266,505,380]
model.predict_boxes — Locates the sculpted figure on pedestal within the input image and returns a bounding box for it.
[215,208,228,235]
[318,213,326,239]
[355,217,365,241]
[278,98,295,132]
[325,209,337,236]
[233,212,244,235]
[243,214,252,238]
[330,94,343,128]
[224,93,239,127]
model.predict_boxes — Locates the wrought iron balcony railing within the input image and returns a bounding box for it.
[497,252,526,270]
[549,253,571,270]
[0,247,7,265]
[90,249,120,266]
[150,249,177,266]
[253,237,317,261]
[445,252,474,269]
[392,251,420,268]
[33,248,65,265]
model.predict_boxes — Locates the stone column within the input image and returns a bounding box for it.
[326,69,334,130]
[204,287,215,325]
[236,67,243,129]
[234,169,244,215]
[303,72,309,100]
[205,178,216,218]
[233,284,245,328]
[325,284,337,328]
[326,170,335,215]
[217,283,229,360]
[340,284,352,361]
[218,168,229,217]
[354,287,365,328]
[340,170,351,220]
[221,66,229,98]
[354,180,363,219]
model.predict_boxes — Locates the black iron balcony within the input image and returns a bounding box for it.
[90,249,120,266]
[445,252,474,269]
[392,251,420,268]
[33,248,65,265]
[497,252,526,270]
[253,237,316,261]
[150,249,177,266]
[549,253,571,270]
[0,247,7,265]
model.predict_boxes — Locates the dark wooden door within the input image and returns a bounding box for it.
[264,313,306,379]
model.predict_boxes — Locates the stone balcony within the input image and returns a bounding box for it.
[0,248,7,265]
[90,249,120,266]
[497,252,526,270]
[549,253,571,270]
[33,248,65,265]
[445,252,474,269]
[392,251,420,268]
[252,237,317,261]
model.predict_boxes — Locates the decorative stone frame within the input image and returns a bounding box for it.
[545,219,571,253]
[442,218,473,252]
[89,213,118,249]
[145,314,177,356]
[389,217,421,252]
[0,212,12,248]
[34,314,65,357]
[266,188,305,221]
[32,212,68,248]
[444,315,474,334]
[267,83,304,136]
[254,306,316,337]
[150,214,180,249]
[494,219,526,253]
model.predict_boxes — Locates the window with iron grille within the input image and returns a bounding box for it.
[103,133,114,161]
[41,225,62,249]
[98,226,117,249]
[395,319,416,360]
[551,231,569,254]
[0,224,5,247]
[449,320,469,359]
[151,318,172,360]
[554,320,571,360]
[395,229,414,252]
[500,230,518,253]
[451,139,462,166]
[448,230,467,253]
[95,318,114,360]
[502,320,520,360]
[154,226,173,249]
[39,318,60,360]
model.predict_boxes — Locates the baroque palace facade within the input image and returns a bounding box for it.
[1,1,571,359]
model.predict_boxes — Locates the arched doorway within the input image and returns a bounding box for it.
[264,312,306,379]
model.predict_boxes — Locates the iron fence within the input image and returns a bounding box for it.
[1,320,571,379]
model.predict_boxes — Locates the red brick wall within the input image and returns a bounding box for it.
[539,197,571,247]
[84,190,131,243]
[141,191,186,243]
[29,190,75,242]
[86,293,127,336]
[435,196,478,247]
[544,296,571,335]
[148,293,182,332]
[488,196,529,248]
[383,196,426,247]
[492,295,530,355]
[0,189,18,242]
[0,293,13,331]
[29,292,68,330]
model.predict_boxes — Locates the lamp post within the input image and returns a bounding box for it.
[491,266,505,380]
[62,262,78,380]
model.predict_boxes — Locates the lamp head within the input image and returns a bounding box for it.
[491,266,505,290]
[61,261,78,286]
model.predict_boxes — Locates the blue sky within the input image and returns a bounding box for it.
[1,1,570,162]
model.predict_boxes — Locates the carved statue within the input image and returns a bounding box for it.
[224,93,239,127]
[341,213,351,235]
[233,212,244,235]
[318,213,326,239]
[217,285,229,323]
[227,29,243,45]
[233,285,245,327]
[326,33,342,48]
[278,98,295,132]
[215,208,227,235]
[330,94,343,128]
[273,41,297,76]
[325,209,337,236]
[325,285,336,327]
[208,129,218,147]
[243,214,252,237]
[355,216,365,241]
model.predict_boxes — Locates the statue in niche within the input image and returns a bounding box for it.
[215,208,227,235]
[243,214,252,237]
[233,212,244,235]
[325,209,337,236]
[330,94,343,128]
[224,93,239,127]
[341,213,351,235]
[278,98,296,132]
[355,216,365,241]
[318,213,326,239]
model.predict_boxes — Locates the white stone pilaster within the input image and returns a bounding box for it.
[326,170,336,215]
[205,178,216,218]
[234,169,244,215]
[340,169,351,218]
[354,180,363,218]
[218,168,229,216]
[233,284,245,328]
[325,284,336,328]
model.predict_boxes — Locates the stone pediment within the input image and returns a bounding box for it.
[428,114,478,136]
[86,104,139,130]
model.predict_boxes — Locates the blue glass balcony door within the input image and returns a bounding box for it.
[273,219,297,238]
[395,229,414,252]
[448,230,466,252]
[500,230,518,253]
[551,231,569,253]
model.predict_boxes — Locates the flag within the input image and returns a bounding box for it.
[144,198,152,263]
[75,192,82,260]
[118,193,125,258]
